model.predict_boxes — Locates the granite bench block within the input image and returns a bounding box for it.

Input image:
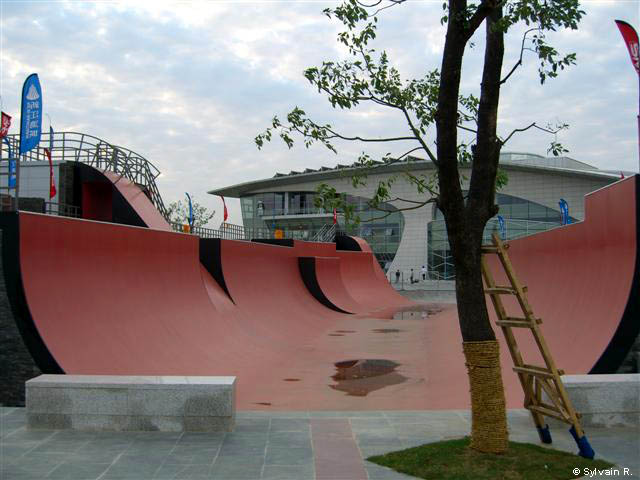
[548,374,640,428]
[26,375,235,432]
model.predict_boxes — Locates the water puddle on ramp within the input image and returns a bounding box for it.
[392,304,443,320]
[372,328,403,334]
[329,359,408,397]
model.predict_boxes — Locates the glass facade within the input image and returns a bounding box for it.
[240,191,404,267]
[427,193,576,279]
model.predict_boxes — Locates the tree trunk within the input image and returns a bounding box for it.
[437,0,508,453]
[449,221,508,453]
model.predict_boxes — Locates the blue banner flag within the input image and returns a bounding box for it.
[185,192,194,227]
[19,73,43,154]
[3,137,16,187]
[497,215,506,238]
[559,198,571,225]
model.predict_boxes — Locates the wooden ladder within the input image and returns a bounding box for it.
[481,231,595,458]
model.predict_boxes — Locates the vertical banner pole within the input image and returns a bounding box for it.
[615,20,640,172]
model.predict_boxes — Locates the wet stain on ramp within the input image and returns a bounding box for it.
[329,359,407,397]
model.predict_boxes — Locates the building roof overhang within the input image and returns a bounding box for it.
[208,157,621,198]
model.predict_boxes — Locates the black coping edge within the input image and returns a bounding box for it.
[251,238,295,247]
[335,235,362,252]
[298,257,352,314]
[199,238,234,304]
[590,175,640,373]
[0,213,62,405]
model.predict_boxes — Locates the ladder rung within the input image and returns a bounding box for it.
[528,405,571,423]
[538,400,575,416]
[503,316,542,324]
[496,320,535,328]
[481,244,509,253]
[485,286,528,295]
[513,365,556,378]
[519,364,565,376]
[485,287,516,294]
[484,286,527,295]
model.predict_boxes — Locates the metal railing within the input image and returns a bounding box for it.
[312,224,330,242]
[1,132,168,220]
[45,201,80,218]
[318,223,337,242]
[169,221,288,241]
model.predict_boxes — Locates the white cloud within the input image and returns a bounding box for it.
[1,0,639,226]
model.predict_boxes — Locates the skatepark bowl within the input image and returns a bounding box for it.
[0,164,638,478]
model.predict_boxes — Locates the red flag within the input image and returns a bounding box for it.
[0,112,11,138]
[219,195,228,222]
[615,20,640,75]
[621,171,625,179]
[44,148,56,198]
[333,208,337,224]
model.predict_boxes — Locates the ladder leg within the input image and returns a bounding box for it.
[532,379,552,443]
[569,425,595,459]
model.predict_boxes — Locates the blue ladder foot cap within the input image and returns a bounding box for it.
[537,425,552,444]
[569,426,595,459]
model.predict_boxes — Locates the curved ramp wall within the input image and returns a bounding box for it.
[6,213,418,407]
[75,163,171,231]
[486,176,639,378]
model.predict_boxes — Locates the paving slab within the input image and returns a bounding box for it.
[0,408,637,479]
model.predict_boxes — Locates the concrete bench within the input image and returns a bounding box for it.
[559,374,640,428]
[26,375,235,432]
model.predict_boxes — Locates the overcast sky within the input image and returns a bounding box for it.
[1,0,638,225]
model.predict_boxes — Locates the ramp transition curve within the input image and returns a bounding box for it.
[1,176,637,410]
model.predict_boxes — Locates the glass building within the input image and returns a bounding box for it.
[240,191,403,265]
[427,192,578,279]
[210,152,620,277]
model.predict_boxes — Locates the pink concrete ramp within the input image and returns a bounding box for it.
[4,177,637,411]
[17,212,247,375]
[434,176,640,408]
[298,256,364,314]
[75,162,171,231]
[101,170,171,231]
[10,213,427,409]
[491,176,639,392]
[12,213,346,407]
[214,239,347,342]
[334,250,414,313]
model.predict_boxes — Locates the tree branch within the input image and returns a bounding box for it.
[392,146,425,162]
[388,196,432,205]
[500,28,539,84]
[357,0,406,18]
[457,124,477,134]
[322,128,418,143]
[464,0,499,41]
[500,121,564,145]
[366,197,436,222]
[400,106,439,165]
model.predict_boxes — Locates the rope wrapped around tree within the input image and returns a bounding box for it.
[463,340,508,453]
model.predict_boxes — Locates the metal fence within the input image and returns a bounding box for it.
[169,222,297,241]
[45,201,80,218]
[1,132,168,219]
